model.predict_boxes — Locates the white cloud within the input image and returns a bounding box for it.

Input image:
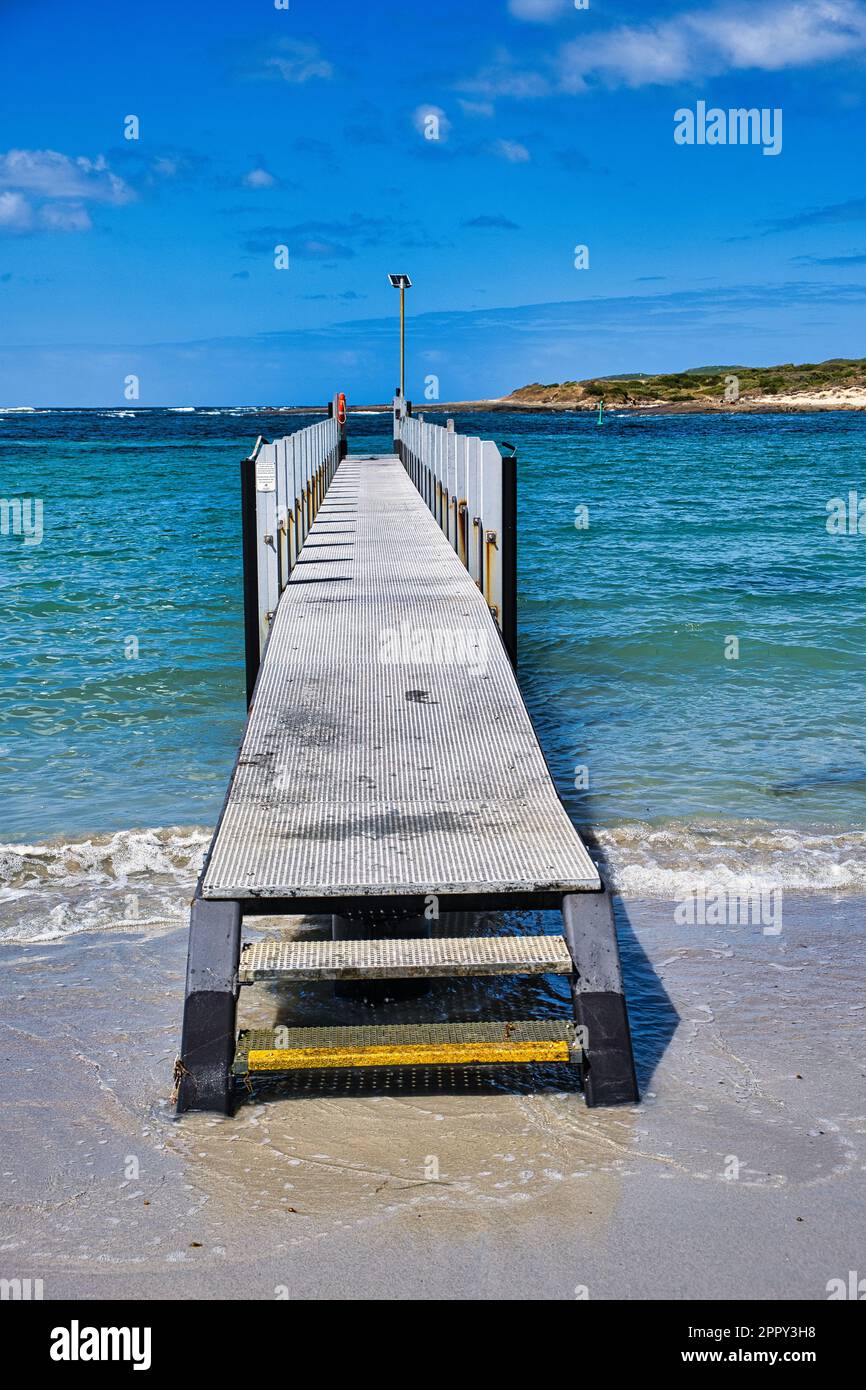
[0,192,92,234]
[0,191,32,230]
[151,157,179,179]
[459,52,551,99]
[265,41,333,84]
[0,149,133,203]
[557,0,866,90]
[458,98,496,118]
[39,202,92,232]
[694,0,866,70]
[508,0,568,20]
[412,104,452,139]
[0,149,133,234]
[464,0,866,98]
[243,167,277,188]
[494,138,531,162]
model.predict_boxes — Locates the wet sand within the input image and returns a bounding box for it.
[1,895,863,1300]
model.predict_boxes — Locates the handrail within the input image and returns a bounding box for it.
[393,400,517,664]
[241,413,340,705]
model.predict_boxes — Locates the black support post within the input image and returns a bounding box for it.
[240,452,260,709]
[176,898,242,1115]
[500,450,518,666]
[562,889,639,1107]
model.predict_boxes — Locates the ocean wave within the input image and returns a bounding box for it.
[592,819,866,897]
[1,820,864,948]
[0,827,208,944]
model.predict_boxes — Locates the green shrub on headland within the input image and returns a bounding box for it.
[506,358,866,406]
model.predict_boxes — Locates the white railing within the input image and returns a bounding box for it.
[394,401,517,663]
[242,414,340,701]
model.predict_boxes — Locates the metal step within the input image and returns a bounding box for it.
[233,1021,580,1074]
[239,934,573,983]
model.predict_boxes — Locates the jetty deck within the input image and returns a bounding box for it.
[203,453,599,906]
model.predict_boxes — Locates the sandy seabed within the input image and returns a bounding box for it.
[1,895,863,1301]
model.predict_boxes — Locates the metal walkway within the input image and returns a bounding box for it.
[176,406,638,1117]
[203,454,599,906]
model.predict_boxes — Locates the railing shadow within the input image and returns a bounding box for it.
[609,890,680,1094]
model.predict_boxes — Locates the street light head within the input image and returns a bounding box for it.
[388,273,412,289]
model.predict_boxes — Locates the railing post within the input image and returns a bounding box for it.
[480,440,504,638]
[501,448,518,666]
[393,391,407,452]
[446,427,457,551]
[241,448,260,708]
[241,438,278,706]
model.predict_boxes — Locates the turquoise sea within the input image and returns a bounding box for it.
[2,406,865,940]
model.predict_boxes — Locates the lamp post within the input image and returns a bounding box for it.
[388,273,412,399]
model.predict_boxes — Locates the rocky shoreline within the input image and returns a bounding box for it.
[258,394,866,417]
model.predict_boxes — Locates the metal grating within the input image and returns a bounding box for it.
[239,934,573,981]
[204,454,600,900]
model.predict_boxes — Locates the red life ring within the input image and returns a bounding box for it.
[336,393,347,425]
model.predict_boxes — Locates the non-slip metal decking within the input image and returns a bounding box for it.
[238,933,574,982]
[203,455,599,906]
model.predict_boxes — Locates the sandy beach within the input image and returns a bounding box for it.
[494,388,866,414]
[2,892,863,1301]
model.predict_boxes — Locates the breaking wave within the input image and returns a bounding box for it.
[1,818,864,947]
[0,827,209,944]
[591,819,866,897]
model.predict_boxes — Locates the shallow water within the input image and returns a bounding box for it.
[2,894,863,1299]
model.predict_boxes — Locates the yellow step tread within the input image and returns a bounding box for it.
[233,1021,579,1073]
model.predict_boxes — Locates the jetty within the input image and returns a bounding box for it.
[176,395,638,1113]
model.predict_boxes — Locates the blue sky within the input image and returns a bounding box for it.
[1,0,865,404]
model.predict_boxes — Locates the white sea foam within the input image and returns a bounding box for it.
[593,819,866,897]
[1,820,864,948]
[0,827,209,944]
